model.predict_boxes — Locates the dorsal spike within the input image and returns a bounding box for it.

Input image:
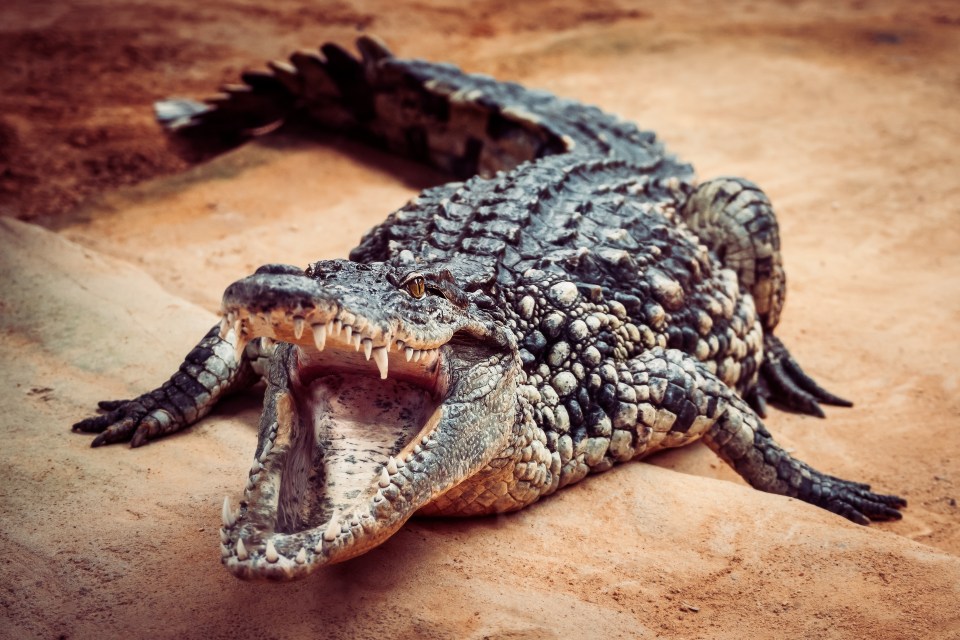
[356,35,394,63]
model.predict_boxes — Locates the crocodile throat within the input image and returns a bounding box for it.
[276,343,446,535]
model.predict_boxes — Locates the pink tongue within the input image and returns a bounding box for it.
[276,373,435,532]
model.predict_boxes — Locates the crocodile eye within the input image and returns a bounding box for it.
[402,274,426,299]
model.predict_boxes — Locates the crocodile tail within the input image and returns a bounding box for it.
[156,37,690,180]
[155,35,568,176]
[154,36,393,139]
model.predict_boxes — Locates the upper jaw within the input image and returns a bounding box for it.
[220,267,454,378]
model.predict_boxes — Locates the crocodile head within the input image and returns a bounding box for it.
[217,258,519,580]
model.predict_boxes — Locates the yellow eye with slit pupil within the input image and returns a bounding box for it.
[406,276,426,299]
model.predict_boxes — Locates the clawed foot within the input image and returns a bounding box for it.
[72,395,182,447]
[748,334,852,418]
[813,472,906,525]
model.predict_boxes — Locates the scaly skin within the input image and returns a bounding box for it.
[75,37,904,581]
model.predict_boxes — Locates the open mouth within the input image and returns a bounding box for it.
[218,306,454,580]
[212,263,520,580]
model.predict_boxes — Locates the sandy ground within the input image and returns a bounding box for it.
[2,1,960,638]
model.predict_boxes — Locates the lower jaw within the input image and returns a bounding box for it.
[221,366,446,579]
[222,445,413,580]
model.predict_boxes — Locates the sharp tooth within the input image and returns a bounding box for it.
[220,528,229,543]
[344,325,352,341]
[363,339,373,360]
[222,496,235,527]
[220,543,231,558]
[378,466,390,488]
[394,456,405,469]
[331,319,342,336]
[293,317,305,339]
[311,323,327,350]
[323,517,339,542]
[314,540,324,553]
[249,460,262,476]
[219,316,230,339]
[352,334,363,350]
[372,347,388,379]
[405,347,414,362]
[259,440,273,462]
[236,538,248,561]
[295,548,307,564]
[413,349,424,362]
[386,456,398,475]
[265,539,279,563]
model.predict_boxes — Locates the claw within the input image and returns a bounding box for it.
[745,382,769,419]
[73,412,113,433]
[91,416,138,447]
[130,423,153,448]
[782,358,853,407]
[760,334,850,417]
[765,359,826,418]
[97,399,130,411]
[816,474,906,525]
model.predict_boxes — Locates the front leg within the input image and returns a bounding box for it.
[72,324,267,447]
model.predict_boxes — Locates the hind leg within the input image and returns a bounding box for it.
[681,177,850,417]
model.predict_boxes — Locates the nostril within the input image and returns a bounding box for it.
[255,263,306,276]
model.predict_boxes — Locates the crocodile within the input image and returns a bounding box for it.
[73,36,905,581]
